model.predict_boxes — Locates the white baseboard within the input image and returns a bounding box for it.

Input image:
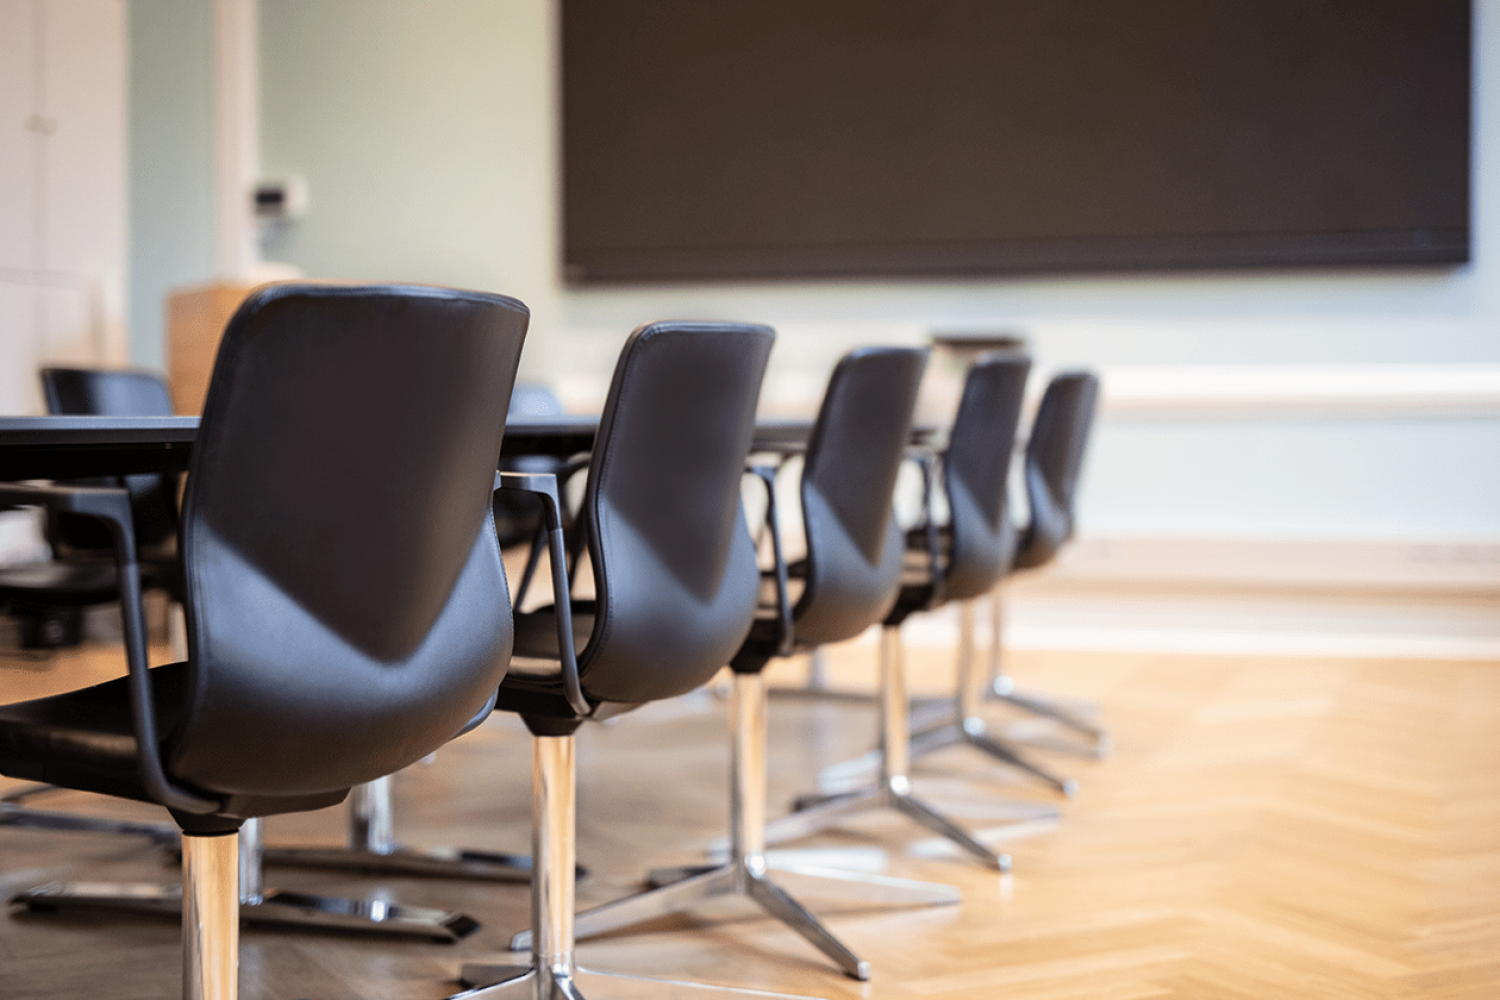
[884,534,1500,660]
[892,585,1500,661]
[1040,534,1500,592]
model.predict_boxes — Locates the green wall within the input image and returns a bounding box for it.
[258,0,556,358]
[128,0,218,370]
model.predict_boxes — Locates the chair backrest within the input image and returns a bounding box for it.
[168,282,527,800]
[1013,370,1099,571]
[942,350,1032,600]
[794,346,928,646]
[574,321,774,705]
[40,367,179,552]
[43,366,175,418]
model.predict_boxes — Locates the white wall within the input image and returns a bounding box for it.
[0,0,128,417]
[254,0,1500,583]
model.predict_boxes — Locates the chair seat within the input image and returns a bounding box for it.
[0,661,346,818]
[505,605,597,681]
[0,551,182,606]
[0,662,190,801]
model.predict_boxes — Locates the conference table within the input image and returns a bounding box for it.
[0,412,889,483]
[0,408,845,935]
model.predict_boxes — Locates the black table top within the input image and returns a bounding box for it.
[0,413,824,482]
[0,416,199,480]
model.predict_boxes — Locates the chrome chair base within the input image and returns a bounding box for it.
[15,816,481,942]
[456,733,830,1000]
[907,716,1079,797]
[11,880,480,941]
[758,626,1072,873]
[900,599,1091,793]
[0,782,177,843]
[813,717,1081,798]
[263,775,572,883]
[511,856,958,982]
[263,843,540,882]
[983,592,1109,755]
[453,963,824,999]
[508,673,957,981]
[517,861,875,980]
[986,678,1110,756]
[773,783,1014,872]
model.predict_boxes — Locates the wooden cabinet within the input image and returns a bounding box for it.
[167,281,255,415]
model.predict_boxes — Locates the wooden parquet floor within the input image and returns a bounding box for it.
[0,638,1496,999]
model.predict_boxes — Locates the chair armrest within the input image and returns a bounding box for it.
[494,472,590,718]
[0,482,130,520]
[0,484,219,815]
[747,465,795,657]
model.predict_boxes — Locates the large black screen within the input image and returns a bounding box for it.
[562,0,1471,283]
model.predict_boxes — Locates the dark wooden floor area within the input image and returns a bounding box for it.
[1,638,1497,999]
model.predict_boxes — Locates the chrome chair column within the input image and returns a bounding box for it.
[511,672,957,981]
[183,831,239,1000]
[455,735,575,998]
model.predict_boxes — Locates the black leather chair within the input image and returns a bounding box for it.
[0,281,528,1000]
[6,360,489,937]
[979,371,1107,752]
[0,367,180,650]
[753,353,1058,871]
[42,366,182,572]
[0,368,186,838]
[530,346,960,983]
[453,321,823,1000]
[889,354,1083,794]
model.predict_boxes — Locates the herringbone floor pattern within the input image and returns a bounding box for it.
[1,638,1496,998]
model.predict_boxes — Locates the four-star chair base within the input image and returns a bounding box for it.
[906,600,1082,796]
[263,775,560,883]
[449,735,826,1000]
[12,816,479,942]
[455,965,821,1000]
[981,589,1109,755]
[762,626,1064,872]
[509,672,959,981]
